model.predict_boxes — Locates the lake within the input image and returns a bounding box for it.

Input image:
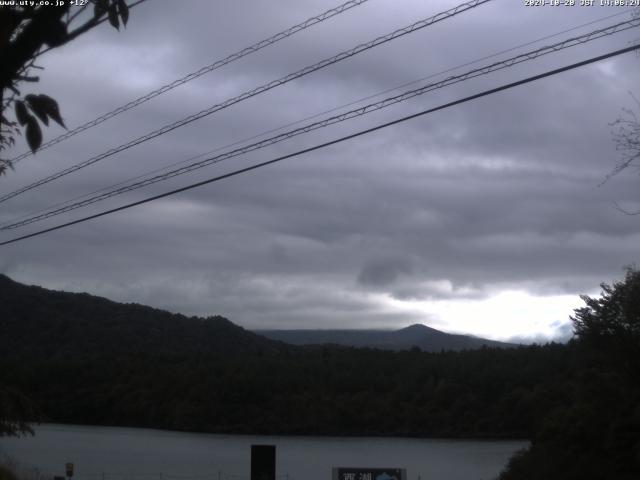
[0,424,527,480]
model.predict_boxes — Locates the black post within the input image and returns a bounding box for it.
[251,445,276,480]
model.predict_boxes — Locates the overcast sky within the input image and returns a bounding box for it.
[1,0,639,341]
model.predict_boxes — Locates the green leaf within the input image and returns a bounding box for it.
[0,159,15,176]
[14,101,30,126]
[25,94,49,126]
[25,94,66,129]
[25,117,43,153]
[117,0,129,26]
[94,0,109,17]
[107,4,119,30]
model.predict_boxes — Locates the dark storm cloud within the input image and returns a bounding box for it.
[357,255,414,287]
[2,0,640,339]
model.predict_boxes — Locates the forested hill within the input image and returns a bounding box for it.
[0,274,284,359]
[256,324,514,352]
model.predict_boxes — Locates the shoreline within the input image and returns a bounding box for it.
[15,422,531,443]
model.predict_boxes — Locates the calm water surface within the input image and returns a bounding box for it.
[0,424,527,480]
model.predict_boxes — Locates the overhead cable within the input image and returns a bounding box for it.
[0,0,492,204]
[1,43,638,247]
[3,17,638,231]
[8,0,372,163]
[5,6,631,229]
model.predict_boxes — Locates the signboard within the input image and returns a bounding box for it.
[332,468,406,480]
[65,463,74,478]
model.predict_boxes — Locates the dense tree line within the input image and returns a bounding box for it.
[499,268,640,480]
[1,343,574,439]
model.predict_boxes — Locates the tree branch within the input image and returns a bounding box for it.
[36,0,148,59]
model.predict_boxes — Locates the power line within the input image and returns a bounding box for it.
[8,0,371,163]
[2,43,638,248]
[3,17,638,231]
[4,7,632,230]
[0,0,492,205]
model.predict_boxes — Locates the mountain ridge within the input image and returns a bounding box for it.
[0,274,514,356]
[255,323,515,352]
[0,274,284,359]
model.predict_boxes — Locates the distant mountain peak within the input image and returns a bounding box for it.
[256,324,516,352]
[397,323,438,333]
